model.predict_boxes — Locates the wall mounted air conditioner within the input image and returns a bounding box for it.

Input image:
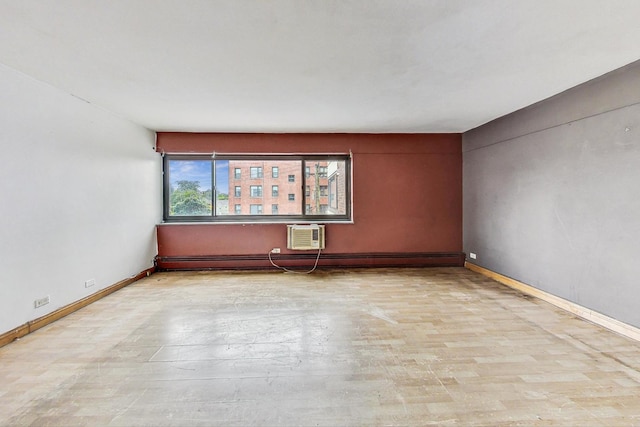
[287,224,325,250]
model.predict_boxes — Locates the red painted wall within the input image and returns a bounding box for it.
[156,133,462,265]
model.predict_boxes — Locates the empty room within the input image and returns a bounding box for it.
[1,1,640,426]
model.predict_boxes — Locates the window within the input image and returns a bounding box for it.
[304,159,348,216]
[250,167,263,179]
[250,204,263,214]
[329,175,338,209]
[165,159,213,216]
[163,155,350,222]
[250,185,262,197]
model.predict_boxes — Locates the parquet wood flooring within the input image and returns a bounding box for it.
[1,267,639,426]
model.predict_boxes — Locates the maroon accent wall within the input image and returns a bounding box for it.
[156,133,462,269]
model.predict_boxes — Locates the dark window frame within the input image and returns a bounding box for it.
[162,154,351,223]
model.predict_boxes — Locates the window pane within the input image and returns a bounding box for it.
[168,160,212,216]
[305,159,347,215]
[226,160,301,216]
[215,160,229,215]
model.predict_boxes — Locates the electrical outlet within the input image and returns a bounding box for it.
[271,248,281,254]
[469,252,477,260]
[85,279,96,288]
[34,296,50,308]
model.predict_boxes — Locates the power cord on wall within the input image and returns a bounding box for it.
[268,249,322,274]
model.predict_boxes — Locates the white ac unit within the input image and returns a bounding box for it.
[287,224,325,250]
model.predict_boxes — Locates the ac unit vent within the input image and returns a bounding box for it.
[287,224,325,250]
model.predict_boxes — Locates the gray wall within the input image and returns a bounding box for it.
[463,60,640,328]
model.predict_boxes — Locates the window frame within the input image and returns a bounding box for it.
[162,154,351,223]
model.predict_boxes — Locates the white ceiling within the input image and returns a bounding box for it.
[1,1,640,133]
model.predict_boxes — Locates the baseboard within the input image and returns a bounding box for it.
[465,262,640,342]
[156,251,466,270]
[0,267,155,349]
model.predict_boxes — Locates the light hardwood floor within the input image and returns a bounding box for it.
[1,268,640,426]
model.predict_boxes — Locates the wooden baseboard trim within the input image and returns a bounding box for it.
[0,267,155,349]
[465,262,640,342]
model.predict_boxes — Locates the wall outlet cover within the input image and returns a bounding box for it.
[34,296,50,308]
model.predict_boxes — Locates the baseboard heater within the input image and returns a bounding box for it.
[156,252,466,271]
